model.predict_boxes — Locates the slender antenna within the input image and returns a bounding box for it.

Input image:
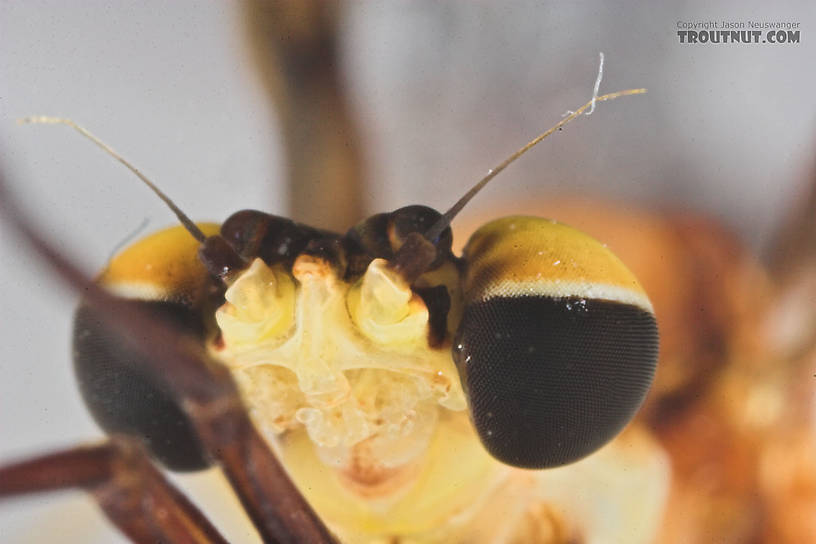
[424,87,646,243]
[18,116,207,244]
[586,52,604,115]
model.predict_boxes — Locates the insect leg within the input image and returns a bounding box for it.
[244,0,365,231]
[0,439,228,544]
[764,154,816,362]
[0,172,336,543]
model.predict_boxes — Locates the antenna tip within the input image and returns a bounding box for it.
[17,116,68,126]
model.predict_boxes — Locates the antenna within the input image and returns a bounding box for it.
[424,52,645,243]
[18,117,207,244]
[424,87,645,243]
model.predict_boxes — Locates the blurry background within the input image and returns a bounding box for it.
[0,1,814,542]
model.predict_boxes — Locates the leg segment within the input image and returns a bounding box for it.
[0,439,228,544]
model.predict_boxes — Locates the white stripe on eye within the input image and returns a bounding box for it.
[104,281,168,301]
[477,280,654,313]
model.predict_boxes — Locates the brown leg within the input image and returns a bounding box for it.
[0,439,228,544]
[244,0,365,231]
[763,155,816,362]
[766,153,816,279]
[0,176,336,542]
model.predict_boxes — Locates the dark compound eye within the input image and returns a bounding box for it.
[73,301,211,471]
[453,296,658,469]
[455,216,659,469]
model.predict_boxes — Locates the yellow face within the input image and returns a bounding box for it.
[211,253,483,540]
[96,215,662,543]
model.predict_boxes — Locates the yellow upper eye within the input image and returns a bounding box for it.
[100,223,221,300]
[462,215,652,312]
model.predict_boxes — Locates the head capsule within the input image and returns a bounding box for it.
[453,216,658,469]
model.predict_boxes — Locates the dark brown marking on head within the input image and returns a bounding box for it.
[414,285,451,348]
[301,236,347,276]
[220,209,339,270]
[198,236,248,281]
[343,206,454,284]
[387,232,439,285]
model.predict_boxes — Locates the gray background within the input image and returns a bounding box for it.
[1,1,814,542]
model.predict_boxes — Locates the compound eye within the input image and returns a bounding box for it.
[74,300,211,471]
[454,216,658,469]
